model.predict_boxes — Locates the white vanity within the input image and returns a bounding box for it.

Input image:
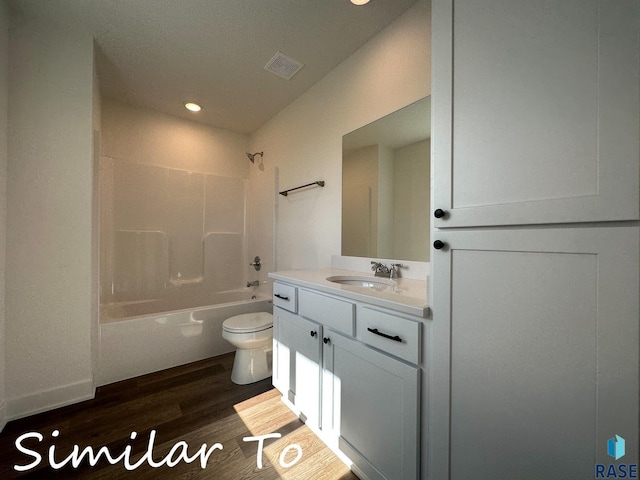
[268,267,428,480]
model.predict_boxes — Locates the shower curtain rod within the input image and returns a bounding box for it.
[279,180,325,197]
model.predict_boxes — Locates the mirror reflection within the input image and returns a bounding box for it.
[342,97,431,262]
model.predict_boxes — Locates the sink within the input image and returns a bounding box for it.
[326,275,396,291]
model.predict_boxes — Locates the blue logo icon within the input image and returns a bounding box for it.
[608,435,626,461]
[596,435,637,478]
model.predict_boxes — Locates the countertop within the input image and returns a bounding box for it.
[269,268,429,318]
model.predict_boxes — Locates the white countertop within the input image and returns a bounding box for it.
[269,268,430,318]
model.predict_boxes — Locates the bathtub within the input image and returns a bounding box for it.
[97,290,272,386]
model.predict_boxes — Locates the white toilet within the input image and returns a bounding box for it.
[222,312,273,385]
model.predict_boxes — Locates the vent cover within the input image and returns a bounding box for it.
[264,51,304,80]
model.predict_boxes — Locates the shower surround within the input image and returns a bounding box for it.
[100,157,252,312]
[98,157,272,385]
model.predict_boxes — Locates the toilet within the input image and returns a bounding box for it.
[222,312,273,385]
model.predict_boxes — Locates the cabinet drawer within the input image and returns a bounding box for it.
[298,289,355,337]
[273,283,297,313]
[358,307,421,365]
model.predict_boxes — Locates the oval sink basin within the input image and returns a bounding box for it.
[326,275,396,290]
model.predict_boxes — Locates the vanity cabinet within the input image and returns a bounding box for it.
[272,282,299,397]
[273,307,322,428]
[272,282,421,480]
[322,327,419,480]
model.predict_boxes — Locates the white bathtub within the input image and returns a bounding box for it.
[97,291,272,386]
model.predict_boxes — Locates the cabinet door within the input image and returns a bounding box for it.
[277,309,322,429]
[432,0,639,227]
[428,227,639,480]
[323,330,420,480]
[272,306,293,397]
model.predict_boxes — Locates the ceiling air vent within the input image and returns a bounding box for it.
[264,51,304,80]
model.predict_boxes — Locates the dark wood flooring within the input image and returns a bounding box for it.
[0,353,359,479]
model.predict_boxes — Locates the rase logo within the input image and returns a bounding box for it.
[595,435,638,479]
[609,435,626,461]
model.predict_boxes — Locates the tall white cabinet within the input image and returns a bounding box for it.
[432,0,639,228]
[429,1,640,479]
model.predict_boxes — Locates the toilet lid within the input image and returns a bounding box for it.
[223,312,273,333]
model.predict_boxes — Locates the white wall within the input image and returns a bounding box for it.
[0,0,9,429]
[5,20,95,419]
[101,101,249,177]
[249,0,431,275]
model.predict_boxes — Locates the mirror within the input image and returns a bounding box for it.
[341,97,430,262]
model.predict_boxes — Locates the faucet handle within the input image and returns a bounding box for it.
[390,263,404,279]
[250,256,261,271]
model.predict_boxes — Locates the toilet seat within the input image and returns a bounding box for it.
[223,312,273,334]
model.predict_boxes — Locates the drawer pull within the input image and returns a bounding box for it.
[310,330,317,337]
[274,293,290,301]
[367,327,402,343]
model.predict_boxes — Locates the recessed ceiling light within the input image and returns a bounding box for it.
[351,0,370,5]
[185,102,201,112]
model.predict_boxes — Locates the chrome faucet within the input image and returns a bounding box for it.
[371,261,391,278]
[247,280,260,287]
[371,261,404,278]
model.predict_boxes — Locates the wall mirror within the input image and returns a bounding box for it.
[342,96,431,262]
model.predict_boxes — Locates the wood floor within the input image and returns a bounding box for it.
[0,353,359,479]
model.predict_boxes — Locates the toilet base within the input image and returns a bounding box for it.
[231,347,273,385]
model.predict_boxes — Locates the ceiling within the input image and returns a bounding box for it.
[8,0,420,135]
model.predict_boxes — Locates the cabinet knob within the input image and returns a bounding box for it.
[323,337,331,345]
[433,240,446,250]
[310,330,317,337]
[434,208,447,219]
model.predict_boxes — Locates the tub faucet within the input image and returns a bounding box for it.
[247,280,260,287]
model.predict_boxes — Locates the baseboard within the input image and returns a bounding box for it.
[0,400,7,432]
[5,379,95,422]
